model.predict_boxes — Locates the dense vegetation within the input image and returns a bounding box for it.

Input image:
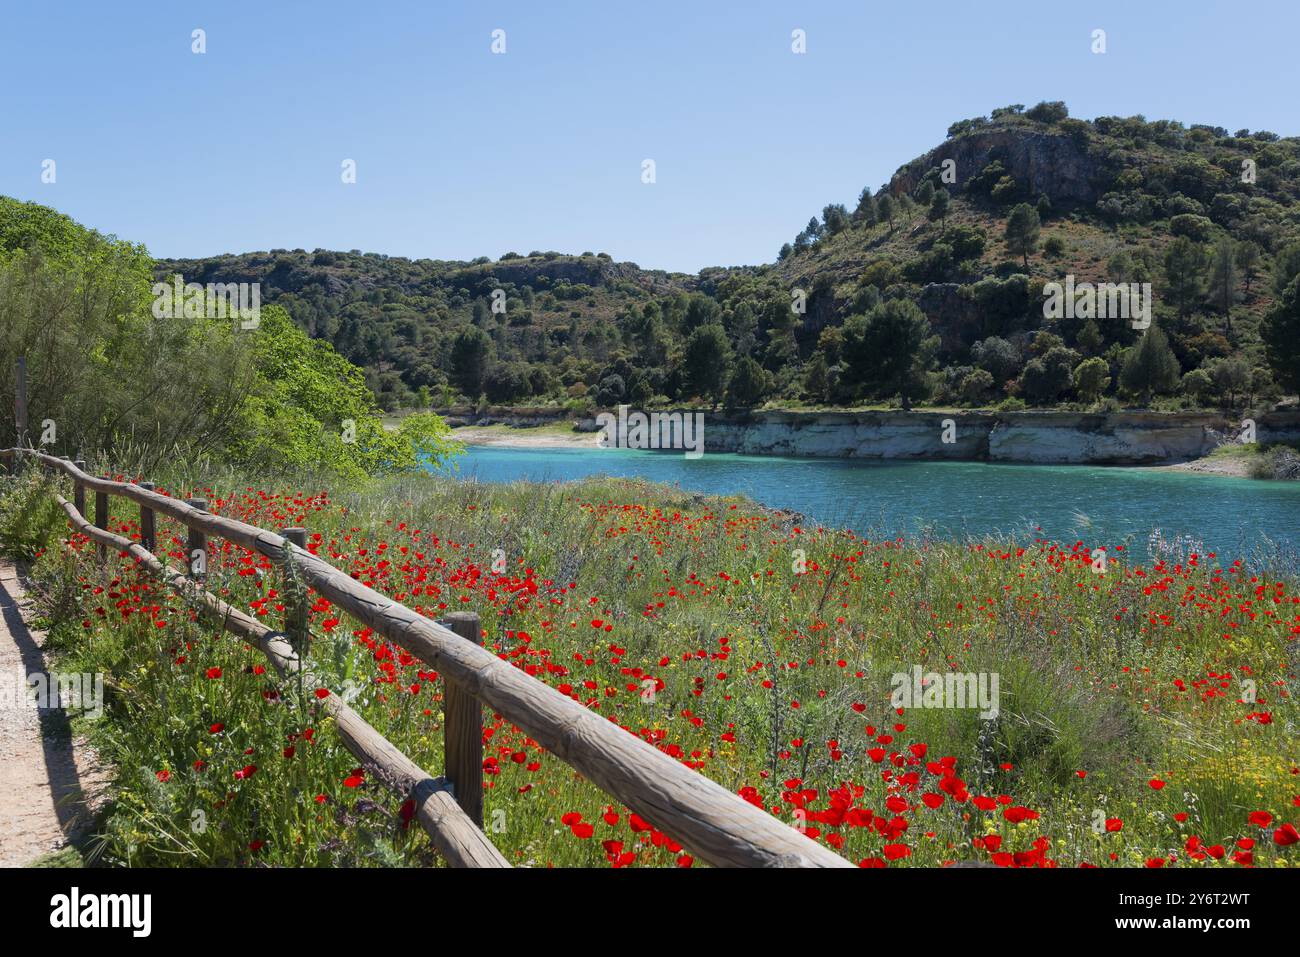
[156,103,1300,415]
[0,197,459,479]
[4,467,1296,867]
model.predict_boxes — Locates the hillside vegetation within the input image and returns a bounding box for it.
[0,197,459,478]
[154,103,1300,416]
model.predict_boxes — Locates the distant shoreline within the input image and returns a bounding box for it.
[450,422,1268,479]
[453,425,599,450]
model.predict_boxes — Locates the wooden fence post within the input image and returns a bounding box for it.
[72,460,86,517]
[442,611,484,827]
[281,527,308,651]
[138,482,156,553]
[94,478,109,563]
[186,498,208,579]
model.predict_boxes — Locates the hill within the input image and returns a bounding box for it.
[139,104,1300,413]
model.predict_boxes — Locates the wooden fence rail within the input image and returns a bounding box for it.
[39,474,509,866]
[1,448,852,868]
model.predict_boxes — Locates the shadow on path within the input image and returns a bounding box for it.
[0,565,100,864]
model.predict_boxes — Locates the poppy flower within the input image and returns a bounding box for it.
[882,843,911,861]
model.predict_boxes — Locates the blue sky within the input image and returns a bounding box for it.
[2,0,1295,273]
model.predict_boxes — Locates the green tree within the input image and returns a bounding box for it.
[1272,242,1300,297]
[1004,203,1040,268]
[928,188,950,232]
[1205,237,1239,333]
[971,336,1021,383]
[1205,356,1251,407]
[822,204,849,236]
[681,323,733,407]
[1076,319,1104,356]
[877,194,896,234]
[1235,240,1261,293]
[1020,346,1078,404]
[1119,325,1181,403]
[841,299,937,409]
[1163,236,1206,316]
[1180,368,1213,404]
[1261,276,1300,395]
[1073,356,1111,402]
[958,368,994,405]
[853,188,877,225]
[726,356,770,408]
[802,353,830,403]
[449,326,493,397]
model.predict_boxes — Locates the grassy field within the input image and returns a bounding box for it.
[1,466,1297,868]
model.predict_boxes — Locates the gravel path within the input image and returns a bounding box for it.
[0,560,107,866]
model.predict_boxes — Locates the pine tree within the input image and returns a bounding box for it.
[877,194,896,234]
[1262,276,1300,395]
[1206,237,1240,333]
[1004,203,1040,268]
[928,189,950,233]
[1119,325,1181,404]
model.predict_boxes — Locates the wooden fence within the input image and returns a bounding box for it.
[1,447,852,868]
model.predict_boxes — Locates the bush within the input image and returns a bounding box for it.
[1020,346,1079,404]
[1180,368,1214,403]
[1024,100,1069,124]
[1168,213,1215,241]
[1073,357,1111,401]
[959,368,995,404]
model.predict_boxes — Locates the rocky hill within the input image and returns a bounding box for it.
[152,102,1300,414]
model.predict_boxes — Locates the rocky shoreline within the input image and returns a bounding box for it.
[446,407,1300,468]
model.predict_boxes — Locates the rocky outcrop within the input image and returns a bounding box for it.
[567,409,1297,465]
[687,411,993,460]
[985,412,1223,464]
[891,128,1107,205]
[461,407,1300,467]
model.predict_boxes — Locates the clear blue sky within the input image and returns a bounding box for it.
[2,0,1295,273]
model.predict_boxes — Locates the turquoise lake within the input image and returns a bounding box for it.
[442,445,1300,567]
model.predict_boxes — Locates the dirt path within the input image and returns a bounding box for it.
[0,559,108,866]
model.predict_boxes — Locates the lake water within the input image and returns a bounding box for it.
[441,445,1300,567]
